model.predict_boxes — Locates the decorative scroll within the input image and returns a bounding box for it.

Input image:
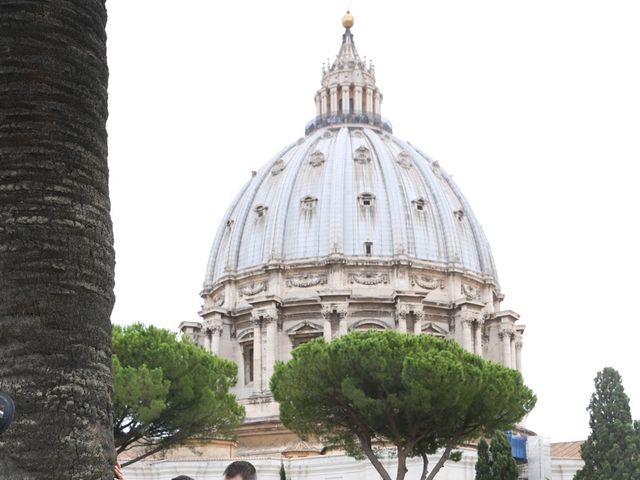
[287,273,327,288]
[240,281,268,297]
[349,272,389,285]
[309,150,325,167]
[412,275,442,290]
[353,145,372,164]
[271,159,286,176]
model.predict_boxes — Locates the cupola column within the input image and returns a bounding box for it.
[342,84,351,114]
[374,90,382,115]
[314,93,321,116]
[354,86,363,114]
[330,87,338,114]
[320,90,328,115]
[366,88,373,115]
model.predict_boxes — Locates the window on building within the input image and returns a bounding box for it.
[242,343,254,384]
[358,192,376,207]
[365,242,373,256]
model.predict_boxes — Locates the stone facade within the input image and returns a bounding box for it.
[183,257,523,428]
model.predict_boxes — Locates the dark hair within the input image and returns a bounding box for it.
[172,476,194,480]
[223,461,257,480]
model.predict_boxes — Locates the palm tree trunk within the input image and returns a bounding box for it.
[0,1,115,478]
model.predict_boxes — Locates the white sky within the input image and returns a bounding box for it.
[106,1,640,443]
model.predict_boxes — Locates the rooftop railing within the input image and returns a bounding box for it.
[305,113,393,135]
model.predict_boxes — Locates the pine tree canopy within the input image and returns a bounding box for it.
[575,367,640,480]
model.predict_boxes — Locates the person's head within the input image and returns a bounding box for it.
[223,461,256,480]
[172,476,194,480]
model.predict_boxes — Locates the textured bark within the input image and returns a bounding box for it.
[0,1,115,478]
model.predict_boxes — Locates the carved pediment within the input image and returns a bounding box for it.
[287,321,323,336]
[422,322,448,337]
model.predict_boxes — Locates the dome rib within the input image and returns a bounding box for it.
[365,129,408,256]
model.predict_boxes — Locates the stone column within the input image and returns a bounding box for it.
[474,319,484,356]
[264,316,277,389]
[396,304,409,334]
[457,310,475,352]
[210,325,223,355]
[354,86,363,114]
[338,308,348,336]
[251,317,262,391]
[320,90,328,115]
[515,340,523,372]
[461,319,473,352]
[330,87,338,114]
[314,93,321,116]
[500,327,512,368]
[251,307,278,392]
[342,84,350,114]
[374,90,382,115]
[366,88,373,115]
[414,310,424,335]
[321,306,332,341]
[323,303,349,337]
[510,333,517,369]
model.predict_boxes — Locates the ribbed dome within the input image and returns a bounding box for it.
[204,125,498,288]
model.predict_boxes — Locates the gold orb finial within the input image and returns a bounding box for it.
[342,11,354,29]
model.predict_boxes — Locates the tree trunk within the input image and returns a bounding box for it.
[426,445,454,480]
[0,1,115,478]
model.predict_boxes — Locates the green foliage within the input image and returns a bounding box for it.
[575,367,640,480]
[474,438,492,480]
[279,460,287,480]
[112,324,245,464]
[490,432,518,480]
[475,432,517,480]
[271,330,535,480]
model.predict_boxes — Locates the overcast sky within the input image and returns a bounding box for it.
[106,0,640,443]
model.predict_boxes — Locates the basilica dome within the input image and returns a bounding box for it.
[182,14,523,432]
[204,49,496,291]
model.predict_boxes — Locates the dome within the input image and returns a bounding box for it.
[184,13,523,428]
[204,126,498,288]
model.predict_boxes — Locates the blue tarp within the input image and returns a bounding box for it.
[506,431,527,460]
